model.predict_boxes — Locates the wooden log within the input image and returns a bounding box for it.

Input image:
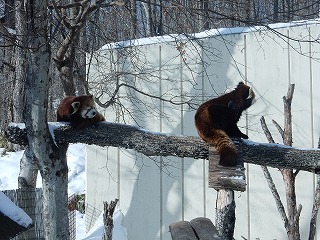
[208,146,246,192]
[189,217,221,240]
[169,221,198,240]
[169,218,223,240]
[5,123,320,173]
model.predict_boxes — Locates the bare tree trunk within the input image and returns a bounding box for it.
[308,138,320,240]
[13,0,26,123]
[199,0,209,30]
[261,84,301,240]
[58,0,80,96]
[18,146,38,188]
[130,0,137,38]
[74,27,88,95]
[24,1,70,239]
[40,143,69,239]
[215,190,235,240]
[281,84,301,240]
[141,1,151,36]
[0,0,15,130]
[103,199,119,240]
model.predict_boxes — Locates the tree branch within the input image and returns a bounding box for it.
[5,122,320,173]
[308,138,320,240]
[95,82,195,110]
[260,116,289,230]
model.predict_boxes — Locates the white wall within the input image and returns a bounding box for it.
[86,22,320,240]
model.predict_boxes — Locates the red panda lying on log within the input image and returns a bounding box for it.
[57,95,105,129]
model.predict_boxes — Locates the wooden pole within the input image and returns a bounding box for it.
[215,190,235,239]
[103,199,119,240]
[208,146,245,239]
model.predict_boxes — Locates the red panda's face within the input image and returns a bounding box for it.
[235,82,255,105]
[80,105,97,119]
[70,96,98,119]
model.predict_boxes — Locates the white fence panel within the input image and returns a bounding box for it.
[86,22,320,240]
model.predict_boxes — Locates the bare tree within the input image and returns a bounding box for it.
[13,0,27,123]
[0,1,15,129]
[23,0,69,239]
[260,84,320,240]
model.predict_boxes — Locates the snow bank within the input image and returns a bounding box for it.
[0,191,32,228]
[0,149,27,190]
[67,143,87,195]
[81,209,128,240]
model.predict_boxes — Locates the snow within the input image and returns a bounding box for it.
[243,139,320,151]
[81,209,127,240]
[48,122,70,145]
[81,213,104,240]
[0,191,32,228]
[0,144,128,240]
[100,18,320,50]
[8,123,26,129]
[112,209,128,240]
[7,122,71,146]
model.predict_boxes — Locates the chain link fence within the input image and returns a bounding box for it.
[2,188,76,240]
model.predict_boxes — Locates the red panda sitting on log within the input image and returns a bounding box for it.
[195,82,255,166]
[57,95,105,129]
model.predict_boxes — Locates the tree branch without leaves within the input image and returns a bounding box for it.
[52,0,125,67]
[261,84,302,240]
[95,81,195,110]
[5,122,320,173]
[308,138,320,240]
[260,116,289,229]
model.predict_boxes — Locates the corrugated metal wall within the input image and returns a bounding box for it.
[86,22,320,239]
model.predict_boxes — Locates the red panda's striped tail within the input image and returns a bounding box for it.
[202,129,238,166]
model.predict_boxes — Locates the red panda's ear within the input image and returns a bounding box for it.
[71,101,81,114]
[89,94,93,98]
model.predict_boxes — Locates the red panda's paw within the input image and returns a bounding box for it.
[219,149,238,167]
[94,112,106,122]
[241,133,248,139]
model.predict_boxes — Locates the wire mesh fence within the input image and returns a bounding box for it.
[2,188,76,240]
[84,203,102,233]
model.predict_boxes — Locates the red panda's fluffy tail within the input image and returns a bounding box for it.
[200,129,238,166]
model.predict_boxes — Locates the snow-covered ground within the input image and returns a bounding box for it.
[0,144,127,240]
[0,191,32,228]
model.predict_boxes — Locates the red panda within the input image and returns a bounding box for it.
[195,82,255,166]
[57,95,105,129]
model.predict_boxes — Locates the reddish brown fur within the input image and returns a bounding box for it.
[57,95,105,129]
[195,82,255,166]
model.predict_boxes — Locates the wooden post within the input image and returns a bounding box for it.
[208,146,246,191]
[215,190,236,239]
[208,146,246,239]
[103,199,119,240]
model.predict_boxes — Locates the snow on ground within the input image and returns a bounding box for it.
[0,191,32,228]
[81,209,127,240]
[0,144,128,240]
[0,149,26,190]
